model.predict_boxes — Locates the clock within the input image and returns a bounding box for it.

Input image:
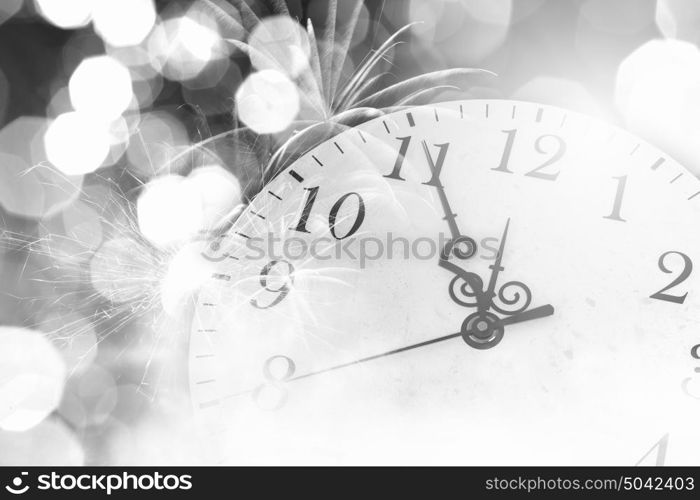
[188,99,700,465]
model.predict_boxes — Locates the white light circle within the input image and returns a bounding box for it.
[137,175,204,247]
[44,112,111,175]
[187,165,242,230]
[148,13,225,82]
[0,327,66,432]
[34,0,92,29]
[247,15,310,77]
[616,39,700,174]
[92,0,157,47]
[235,70,300,134]
[0,419,84,465]
[161,244,214,315]
[69,56,133,121]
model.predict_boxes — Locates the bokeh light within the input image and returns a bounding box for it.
[235,69,300,133]
[247,15,311,77]
[148,9,226,83]
[44,111,111,175]
[69,55,134,121]
[0,116,83,218]
[137,175,203,248]
[92,0,157,48]
[160,243,213,315]
[616,39,700,173]
[187,165,243,230]
[137,166,242,250]
[0,419,84,465]
[0,327,66,432]
[34,0,93,29]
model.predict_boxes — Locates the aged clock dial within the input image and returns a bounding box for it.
[189,99,700,465]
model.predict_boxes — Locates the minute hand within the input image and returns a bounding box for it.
[483,218,511,312]
[287,303,555,383]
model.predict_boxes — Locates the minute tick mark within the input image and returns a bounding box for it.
[650,158,665,170]
[289,170,304,182]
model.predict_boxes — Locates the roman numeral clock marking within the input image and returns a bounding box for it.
[604,175,628,222]
[382,136,450,187]
[383,136,411,181]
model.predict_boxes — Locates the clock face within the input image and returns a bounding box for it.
[188,99,700,465]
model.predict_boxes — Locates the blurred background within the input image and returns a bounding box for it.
[0,0,698,465]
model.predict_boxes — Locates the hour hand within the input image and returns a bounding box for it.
[461,304,555,350]
[438,251,488,311]
[438,248,480,284]
[501,304,555,326]
[421,140,476,259]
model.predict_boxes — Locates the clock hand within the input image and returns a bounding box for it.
[289,331,463,382]
[459,302,555,350]
[438,255,490,310]
[482,218,511,312]
[220,331,458,400]
[500,304,554,326]
[421,140,476,259]
[224,303,556,404]
[252,304,556,393]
